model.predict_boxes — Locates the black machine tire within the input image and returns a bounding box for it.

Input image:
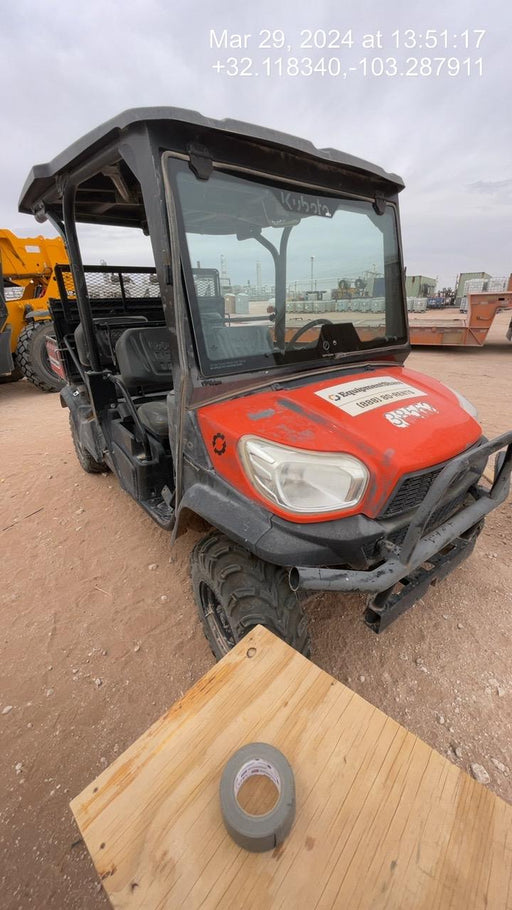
[0,365,23,383]
[16,321,64,393]
[69,413,106,474]
[190,531,311,660]
[288,318,333,345]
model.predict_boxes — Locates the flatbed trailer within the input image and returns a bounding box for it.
[409,284,512,347]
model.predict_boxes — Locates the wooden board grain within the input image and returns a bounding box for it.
[71,626,512,909]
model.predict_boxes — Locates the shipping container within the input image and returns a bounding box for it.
[405,275,436,298]
[455,272,491,298]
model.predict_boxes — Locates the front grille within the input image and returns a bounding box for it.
[381,467,442,518]
[374,442,487,556]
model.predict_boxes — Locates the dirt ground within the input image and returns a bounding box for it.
[1,312,511,909]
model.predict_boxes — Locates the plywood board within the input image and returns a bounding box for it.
[71,626,512,909]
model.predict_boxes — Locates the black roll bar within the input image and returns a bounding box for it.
[62,185,101,372]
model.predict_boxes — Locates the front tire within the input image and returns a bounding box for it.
[190,531,311,659]
[16,322,64,392]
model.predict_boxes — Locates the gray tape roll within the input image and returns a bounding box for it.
[220,742,296,852]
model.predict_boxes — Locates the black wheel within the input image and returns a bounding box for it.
[16,322,64,392]
[69,413,106,474]
[190,531,311,660]
[288,318,333,345]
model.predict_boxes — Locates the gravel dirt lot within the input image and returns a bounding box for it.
[1,312,511,909]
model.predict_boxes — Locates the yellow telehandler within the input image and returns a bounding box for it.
[0,229,68,391]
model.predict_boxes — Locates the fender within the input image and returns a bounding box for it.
[24,309,52,322]
[60,383,105,463]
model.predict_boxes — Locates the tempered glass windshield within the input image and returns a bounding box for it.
[171,160,406,377]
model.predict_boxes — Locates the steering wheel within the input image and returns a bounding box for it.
[288,318,333,345]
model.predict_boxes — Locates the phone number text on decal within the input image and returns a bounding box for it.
[211,56,484,78]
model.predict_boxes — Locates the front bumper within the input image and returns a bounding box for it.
[290,431,512,628]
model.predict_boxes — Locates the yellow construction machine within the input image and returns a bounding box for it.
[0,229,68,391]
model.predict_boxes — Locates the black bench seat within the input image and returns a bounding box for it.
[115,325,173,393]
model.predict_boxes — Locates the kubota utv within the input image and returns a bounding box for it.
[19,108,512,657]
[0,229,68,391]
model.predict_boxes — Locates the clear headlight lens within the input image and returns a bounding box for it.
[446,386,479,420]
[239,437,369,514]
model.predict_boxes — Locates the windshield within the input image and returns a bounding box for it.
[170,160,406,377]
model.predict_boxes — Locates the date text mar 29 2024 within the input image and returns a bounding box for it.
[209,28,486,51]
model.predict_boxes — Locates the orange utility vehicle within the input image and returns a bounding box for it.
[19,108,512,657]
[0,229,67,390]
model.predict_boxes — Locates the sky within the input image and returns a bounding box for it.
[1,0,510,291]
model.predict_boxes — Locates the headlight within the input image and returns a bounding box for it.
[239,436,369,514]
[446,386,479,420]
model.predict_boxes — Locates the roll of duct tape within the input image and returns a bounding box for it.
[219,743,296,853]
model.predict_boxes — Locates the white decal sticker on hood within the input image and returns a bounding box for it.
[315,375,424,416]
[385,401,438,428]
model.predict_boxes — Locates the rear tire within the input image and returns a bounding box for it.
[69,413,106,474]
[16,322,64,392]
[190,531,311,660]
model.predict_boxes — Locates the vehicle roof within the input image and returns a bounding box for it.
[19,107,405,225]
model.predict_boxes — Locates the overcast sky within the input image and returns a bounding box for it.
[1,0,510,290]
